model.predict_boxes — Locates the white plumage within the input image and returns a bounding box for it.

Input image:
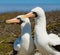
[31,7,60,55]
[14,16,34,55]
[49,33,60,46]
[33,52,42,55]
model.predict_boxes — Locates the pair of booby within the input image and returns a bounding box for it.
[6,7,60,55]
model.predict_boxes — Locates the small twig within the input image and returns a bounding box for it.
[0,40,5,44]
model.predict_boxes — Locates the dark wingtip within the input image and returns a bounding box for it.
[52,45,60,52]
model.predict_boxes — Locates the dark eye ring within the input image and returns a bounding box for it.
[17,18,23,24]
[32,12,38,17]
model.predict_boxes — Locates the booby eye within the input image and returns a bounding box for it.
[32,12,38,17]
[17,18,23,24]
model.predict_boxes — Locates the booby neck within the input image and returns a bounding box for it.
[32,7,48,37]
[21,18,31,36]
[35,15,46,29]
[35,15,48,37]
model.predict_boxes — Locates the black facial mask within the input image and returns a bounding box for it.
[32,12,38,17]
[17,18,23,24]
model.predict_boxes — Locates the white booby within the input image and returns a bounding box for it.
[6,16,34,55]
[23,7,60,55]
[31,7,60,55]
[15,16,35,55]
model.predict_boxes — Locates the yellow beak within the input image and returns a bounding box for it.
[6,18,20,24]
[25,12,35,18]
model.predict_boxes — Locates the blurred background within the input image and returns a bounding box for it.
[0,0,60,55]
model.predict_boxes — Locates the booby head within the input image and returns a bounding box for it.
[25,7,46,20]
[31,7,45,18]
[31,7,46,24]
[16,15,30,23]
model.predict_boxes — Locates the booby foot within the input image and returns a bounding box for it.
[33,52,42,55]
[9,49,17,55]
[33,49,42,55]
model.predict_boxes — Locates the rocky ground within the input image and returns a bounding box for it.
[0,11,60,55]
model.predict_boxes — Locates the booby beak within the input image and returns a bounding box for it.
[24,12,38,18]
[6,18,20,24]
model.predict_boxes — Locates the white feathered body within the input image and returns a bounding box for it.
[14,18,34,55]
[34,25,60,55]
[31,7,60,55]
